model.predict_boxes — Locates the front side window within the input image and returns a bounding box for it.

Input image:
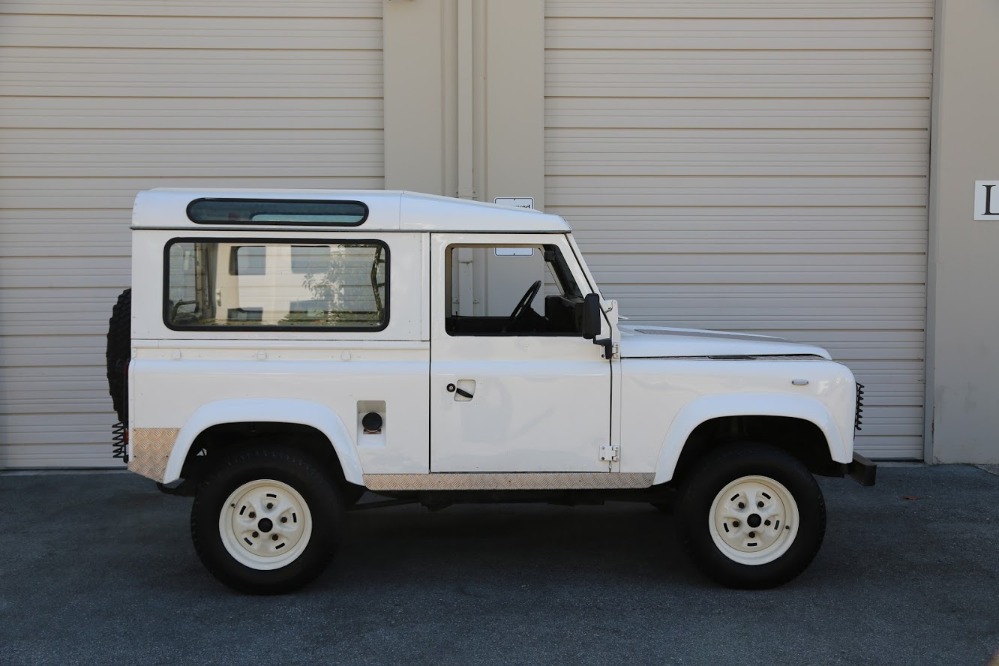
[445,243,585,336]
[166,239,388,331]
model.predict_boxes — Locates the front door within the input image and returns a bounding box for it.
[430,234,612,473]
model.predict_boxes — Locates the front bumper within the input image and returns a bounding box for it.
[846,452,877,486]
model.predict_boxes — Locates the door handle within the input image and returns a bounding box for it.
[446,383,474,400]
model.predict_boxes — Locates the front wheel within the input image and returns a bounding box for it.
[191,448,341,594]
[676,443,826,589]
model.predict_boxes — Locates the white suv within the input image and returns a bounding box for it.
[106,189,874,594]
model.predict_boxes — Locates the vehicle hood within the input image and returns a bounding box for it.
[617,323,832,360]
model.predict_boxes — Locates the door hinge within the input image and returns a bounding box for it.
[599,443,619,462]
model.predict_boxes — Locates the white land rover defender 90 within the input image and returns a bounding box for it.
[106,189,875,594]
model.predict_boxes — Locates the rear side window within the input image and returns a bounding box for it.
[187,198,368,226]
[165,239,388,331]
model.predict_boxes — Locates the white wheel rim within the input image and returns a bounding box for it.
[219,479,313,571]
[708,475,799,566]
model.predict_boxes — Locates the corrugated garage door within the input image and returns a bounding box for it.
[0,1,384,467]
[545,1,932,459]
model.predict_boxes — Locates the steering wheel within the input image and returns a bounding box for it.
[502,280,542,332]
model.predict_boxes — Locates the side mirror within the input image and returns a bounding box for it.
[582,293,601,340]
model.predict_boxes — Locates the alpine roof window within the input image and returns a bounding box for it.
[187,198,368,226]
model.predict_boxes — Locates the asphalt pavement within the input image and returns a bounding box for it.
[1,464,997,665]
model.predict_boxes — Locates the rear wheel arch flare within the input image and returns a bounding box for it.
[162,401,363,485]
[183,422,344,477]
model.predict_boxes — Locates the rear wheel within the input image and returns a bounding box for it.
[676,443,825,589]
[191,447,341,594]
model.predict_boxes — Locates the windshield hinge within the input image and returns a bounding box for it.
[599,443,619,463]
[594,339,618,359]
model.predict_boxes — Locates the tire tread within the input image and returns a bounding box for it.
[191,447,341,595]
[676,442,826,589]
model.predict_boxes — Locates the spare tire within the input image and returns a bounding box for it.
[106,288,131,422]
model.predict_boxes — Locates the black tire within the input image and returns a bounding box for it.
[676,443,826,589]
[651,501,673,515]
[191,447,342,594]
[105,288,131,422]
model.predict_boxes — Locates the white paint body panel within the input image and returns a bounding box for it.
[125,189,858,490]
[429,232,612,473]
[618,324,832,360]
[131,342,431,485]
[132,189,569,233]
[430,338,611,472]
[618,359,856,482]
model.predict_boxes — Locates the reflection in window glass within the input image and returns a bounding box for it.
[227,307,263,322]
[291,245,331,274]
[229,246,266,276]
[166,240,388,330]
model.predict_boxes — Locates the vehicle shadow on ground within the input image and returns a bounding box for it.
[328,501,695,591]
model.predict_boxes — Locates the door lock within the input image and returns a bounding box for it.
[446,383,474,399]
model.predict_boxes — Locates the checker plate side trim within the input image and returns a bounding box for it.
[128,427,180,482]
[362,472,655,491]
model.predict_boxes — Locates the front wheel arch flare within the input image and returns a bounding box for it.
[652,394,850,484]
[669,415,836,484]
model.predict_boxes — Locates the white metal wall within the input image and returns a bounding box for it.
[545,1,933,459]
[0,1,384,467]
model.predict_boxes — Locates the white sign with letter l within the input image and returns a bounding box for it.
[974,181,999,220]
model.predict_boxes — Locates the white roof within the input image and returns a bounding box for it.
[131,188,571,233]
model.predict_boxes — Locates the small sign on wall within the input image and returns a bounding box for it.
[494,197,534,209]
[975,181,999,220]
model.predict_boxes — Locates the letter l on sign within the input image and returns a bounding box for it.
[975,181,999,220]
